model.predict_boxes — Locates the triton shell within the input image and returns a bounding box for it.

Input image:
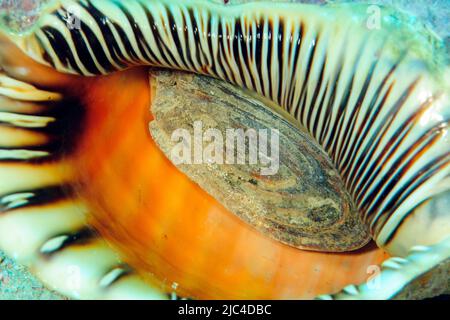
[0,0,449,299]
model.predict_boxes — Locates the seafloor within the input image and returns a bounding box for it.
[0,252,65,300]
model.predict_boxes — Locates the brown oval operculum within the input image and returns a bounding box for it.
[149,71,370,252]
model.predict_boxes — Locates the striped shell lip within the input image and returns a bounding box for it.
[0,0,449,299]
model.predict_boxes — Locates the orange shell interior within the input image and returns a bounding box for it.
[0,36,389,298]
[65,67,389,299]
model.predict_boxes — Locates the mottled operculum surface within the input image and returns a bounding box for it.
[150,71,370,252]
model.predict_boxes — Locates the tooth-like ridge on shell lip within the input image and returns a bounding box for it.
[0,112,56,128]
[0,73,62,101]
[40,235,70,254]
[0,192,35,210]
[99,266,131,289]
[0,0,59,36]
